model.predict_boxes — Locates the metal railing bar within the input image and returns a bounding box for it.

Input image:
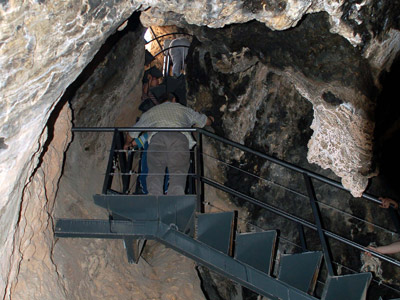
[297,223,308,252]
[148,27,165,57]
[145,32,193,45]
[205,201,399,295]
[198,128,382,205]
[304,173,335,275]
[201,176,400,267]
[196,131,204,212]
[109,172,196,176]
[114,149,195,154]
[202,152,398,236]
[201,152,309,199]
[72,127,197,132]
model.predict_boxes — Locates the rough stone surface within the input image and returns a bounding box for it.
[50,22,206,300]
[0,2,139,297]
[185,26,400,297]
[7,102,72,299]
[1,0,400,299]
[187,13,377,196]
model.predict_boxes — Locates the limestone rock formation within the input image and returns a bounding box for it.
[1,0,400,299]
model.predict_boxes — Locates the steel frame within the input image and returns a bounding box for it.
[70,127,400,269]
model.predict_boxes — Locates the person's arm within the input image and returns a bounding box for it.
[369,241,400,255]
[205,116,214,126]
[379,197,399,209]
[185,106,214,128]
[123,134,137,150]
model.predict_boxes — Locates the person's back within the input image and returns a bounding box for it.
[134,100,208,148]
[139,101,203,127]
[125,93,213,195]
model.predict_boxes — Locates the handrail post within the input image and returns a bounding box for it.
[303,173,335,276]
[115,131,130,194]
[195,130,204,213]
[102,129,118,194]
[297,223,308,252]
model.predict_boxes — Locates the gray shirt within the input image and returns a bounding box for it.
[129,101,208,148]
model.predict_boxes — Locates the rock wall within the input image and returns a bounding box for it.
[1,0,400,299]
[6,102,72,299]
[184,15,400,297]
[50,18,206,300]
[0,2,138,297]
[186,12,378,196]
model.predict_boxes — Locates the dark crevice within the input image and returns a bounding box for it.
[369,54,400,199]
[61,12,142,111]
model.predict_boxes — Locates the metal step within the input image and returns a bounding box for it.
[322,273,372,300]
[93,194,196,233]
[57,193,376,299]
[158,221,316,300]
[54,218,158,239]
[278,251,322,294]
[196,211,235,255]
[234,231,277,275]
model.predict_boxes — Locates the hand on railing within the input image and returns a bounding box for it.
[123,133,148,150]
[379,197,399,209]
[365,197,400,257]
[367,242,400,255]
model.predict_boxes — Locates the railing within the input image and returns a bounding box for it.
[144,28,192,76]
[72,127,400,282]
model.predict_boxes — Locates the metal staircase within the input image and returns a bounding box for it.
[55,194,372,300]
[55,127,400,300]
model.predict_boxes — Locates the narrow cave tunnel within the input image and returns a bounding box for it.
[2,3,400,300]
[49,11,400,300]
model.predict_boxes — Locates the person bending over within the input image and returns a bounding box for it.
[124,93,213,195]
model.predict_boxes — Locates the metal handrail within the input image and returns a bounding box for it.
[145,32,193,45]
[72,126,400,270]
[72,127,197,132]
[73,126,393,208]
[201,177,400,267]
[153,45,190,59]
[197,128,383,205]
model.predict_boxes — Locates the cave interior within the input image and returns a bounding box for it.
[9,7,400,300]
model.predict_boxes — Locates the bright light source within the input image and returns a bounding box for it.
[144,28,152,42]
